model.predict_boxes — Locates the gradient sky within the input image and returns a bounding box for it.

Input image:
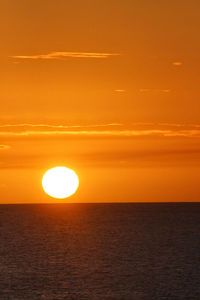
[1,0,200,203]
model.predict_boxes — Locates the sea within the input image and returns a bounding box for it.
[0,203,200,300]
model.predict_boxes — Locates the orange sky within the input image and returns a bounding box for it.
[0,0,200,203]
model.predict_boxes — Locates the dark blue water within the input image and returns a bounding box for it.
[0,203,200,299]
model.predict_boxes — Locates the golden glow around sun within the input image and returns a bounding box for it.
[42,167,79,199]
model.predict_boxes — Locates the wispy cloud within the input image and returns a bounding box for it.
[0,123,200,138]
[10,51,120,60]
[0,130,172,137]
[114,89,126,93]
[0,145,10,150]
[1,123,200,170]
[139,89,171,93]
[172,61,183,66]
[0,123,122,129]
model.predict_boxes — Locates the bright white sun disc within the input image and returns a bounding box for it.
[42,167,79,199]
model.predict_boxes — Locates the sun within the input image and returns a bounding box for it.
[42,167,79,199]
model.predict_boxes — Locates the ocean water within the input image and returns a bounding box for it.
[0,203,200,300]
